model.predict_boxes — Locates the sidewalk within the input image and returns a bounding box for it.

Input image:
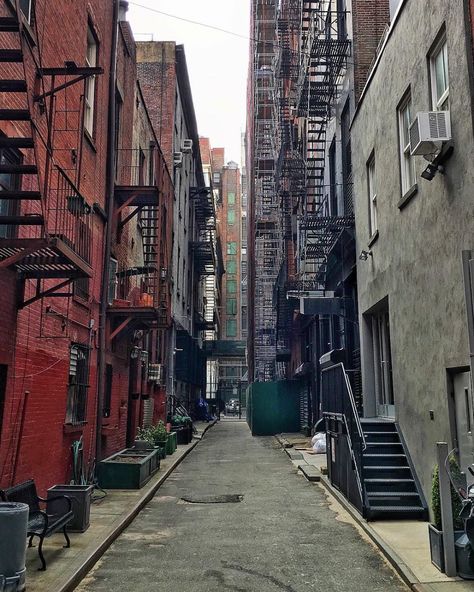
[276,433,473,592]
[25,421,216,592]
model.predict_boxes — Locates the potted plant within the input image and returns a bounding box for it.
[151,421,168,458]
[428,458,464,572]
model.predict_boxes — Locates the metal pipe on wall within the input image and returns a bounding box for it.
[95,0,120,465]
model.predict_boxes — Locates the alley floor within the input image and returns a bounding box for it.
[76,421,407,592]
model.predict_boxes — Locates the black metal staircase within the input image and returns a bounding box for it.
[361,419,428,520]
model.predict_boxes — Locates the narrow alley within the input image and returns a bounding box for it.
[76,422,406,592]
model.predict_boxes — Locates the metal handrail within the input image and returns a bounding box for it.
[322,362,366,506]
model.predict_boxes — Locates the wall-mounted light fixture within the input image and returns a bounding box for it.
[359,250,373,261]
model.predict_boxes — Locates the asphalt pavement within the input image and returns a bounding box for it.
[76,420,407,592]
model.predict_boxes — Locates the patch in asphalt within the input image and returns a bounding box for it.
[179,494,243,504]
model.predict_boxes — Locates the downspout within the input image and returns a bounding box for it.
[96,0,119,464]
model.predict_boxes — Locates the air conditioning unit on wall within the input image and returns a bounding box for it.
[173,151,183,167]
[181,139,193,153]
[148,363,165,384]
[409,111,451,155]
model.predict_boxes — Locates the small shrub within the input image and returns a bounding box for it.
[431,456,464,530]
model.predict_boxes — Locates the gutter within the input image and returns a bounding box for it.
[96,0,120,464]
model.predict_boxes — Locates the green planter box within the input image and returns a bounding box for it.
[155,440,167,458]
[166,432,177,455]
[98,448,160,489]
[47,484,94,532]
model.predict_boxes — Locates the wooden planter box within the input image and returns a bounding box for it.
[166,432,177,455]
[98,448,160,489]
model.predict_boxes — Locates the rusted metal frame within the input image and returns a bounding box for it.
[115,192,139,215]
[34,73,96,102]
[118,206,143,230]
[0,245,39,268]
[53,237,92,276]
[19,277,73,309]
[108,317,132,343]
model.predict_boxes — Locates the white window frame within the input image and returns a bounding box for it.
[19,0,32,24]
[398,94,416,195]
[430,35,449,111]
[84,26,98,137]
[367,155,377,237]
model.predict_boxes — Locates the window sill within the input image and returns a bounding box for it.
[368,230,379,248]
[398,183,418,210]
[63,422,87,434]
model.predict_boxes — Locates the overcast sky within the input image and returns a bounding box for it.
[128,0,251,166]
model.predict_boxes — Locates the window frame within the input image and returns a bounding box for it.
[397,92,416,196]
[227,192,236,205]
[84,24,98,138]
[226,298,237,315]
[226,318,237,338]
[367,153,377,238]
[227,209,235,225]
[19,0,32,24]
[227,279,237,294]
[65,344,90,425]
[429,33,449,111]
[227,241,237,255]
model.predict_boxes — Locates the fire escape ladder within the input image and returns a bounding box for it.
[0,1,102,307]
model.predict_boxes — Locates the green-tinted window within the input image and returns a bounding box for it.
[226,298,237,314]
[227,209,235,225]
[226,260,236,274]
[228,192,236,205]
[227,280,237,294]
[226,319,237,337]
[227,241,237,255]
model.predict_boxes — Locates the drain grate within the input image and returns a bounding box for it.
[180,494,243,504]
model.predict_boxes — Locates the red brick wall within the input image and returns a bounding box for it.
[352,0,391,102]
[0,0,113,494]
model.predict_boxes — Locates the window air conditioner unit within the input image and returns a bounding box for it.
[173,152,183,167]
[148,363,165,384]
[181,139,193,153]
[409,111,451,156]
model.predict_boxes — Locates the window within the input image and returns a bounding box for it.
[367,154,377,237]
[84,25,98,136]
[398,94,416,194]
[227,192,236,205]
[227,280,237,294]
[430,35,449,111]
[226,299,237,315]
[227,209,235,225]
[226,259,236,274]
[227,241,237,255]
[103,364,113,418]
[66,345,90,424]
[0,148,20,238]
[226,319,237,337]
[19,0,32,23]
[108,258,118,303]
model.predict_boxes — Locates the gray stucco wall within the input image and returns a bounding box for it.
[351,0,474,500]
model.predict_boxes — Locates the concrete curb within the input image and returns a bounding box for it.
[281,441,422,590]
[61,420,217,592]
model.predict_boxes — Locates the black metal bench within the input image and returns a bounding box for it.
[0,479,73,570]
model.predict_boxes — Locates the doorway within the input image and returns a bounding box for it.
[451,371,474,477]
[364,300,395,418]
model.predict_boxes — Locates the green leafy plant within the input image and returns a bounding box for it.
[150,420,168,443]
[136,426,154,447]
[171,414,191,426]
[431,456,464,530]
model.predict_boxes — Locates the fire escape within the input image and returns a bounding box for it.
[107,145,172,343]
[191,185,216,333]
[293,1,353,295]
[274,0,304,378]
[252,0,280,382]
[0,2,102,308]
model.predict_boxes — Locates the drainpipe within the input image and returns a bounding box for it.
[96,0,120,464]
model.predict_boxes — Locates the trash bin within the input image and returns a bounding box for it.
[47,485,94,532]
[455,533,474,579]
[0,502,28,592]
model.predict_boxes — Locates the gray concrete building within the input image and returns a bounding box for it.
[351,0,474,500]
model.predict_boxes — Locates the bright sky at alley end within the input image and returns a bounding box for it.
[128,0,251,167]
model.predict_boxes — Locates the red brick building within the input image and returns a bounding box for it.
[0,0,173,494]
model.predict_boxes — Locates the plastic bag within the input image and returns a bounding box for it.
[311,432,325,446]
[312,432,326,454]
